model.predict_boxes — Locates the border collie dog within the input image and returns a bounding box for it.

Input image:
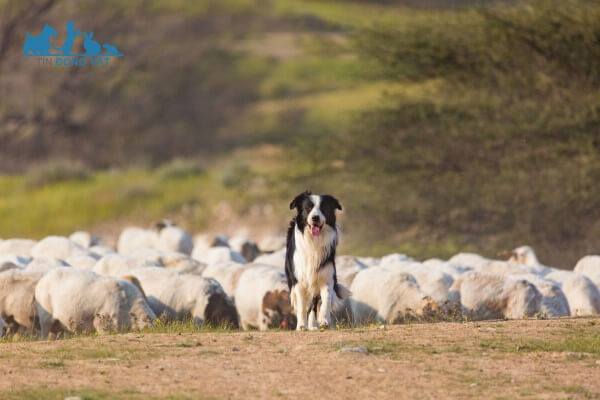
[285,191,351,330]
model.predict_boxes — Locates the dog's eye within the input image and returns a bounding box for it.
[304,202,313,210]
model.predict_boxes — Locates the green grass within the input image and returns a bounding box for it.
[335,339,460,358]
[39,359,65,368]
[272,0,427,28]
[0,386,198,400]
[0,168,232,239]
[142,318,238,334]
[479,334,600,354]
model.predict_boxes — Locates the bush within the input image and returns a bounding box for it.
[156,158,204,181]
[25,160,91,189]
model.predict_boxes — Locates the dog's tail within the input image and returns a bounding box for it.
[334,282,352,300]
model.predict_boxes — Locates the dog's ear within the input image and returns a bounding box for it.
[322,195,342,211]
[289,190,311,210]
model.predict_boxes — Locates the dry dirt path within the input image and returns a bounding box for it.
[1,317,599,399]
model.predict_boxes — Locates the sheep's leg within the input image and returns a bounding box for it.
[241,319,252,331]
[36,305,54,339]
[258,310,269,331]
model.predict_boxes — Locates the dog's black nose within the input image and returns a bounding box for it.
[311,215,320,222]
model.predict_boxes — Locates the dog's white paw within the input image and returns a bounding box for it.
[318,321,329,330]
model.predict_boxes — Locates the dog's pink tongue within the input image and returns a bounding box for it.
[311,226,321,236]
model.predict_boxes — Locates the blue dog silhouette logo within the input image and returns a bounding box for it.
[24,21,123,66]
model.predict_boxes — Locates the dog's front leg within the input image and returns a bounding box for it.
[317,282,333,329]
[293,285,309,331]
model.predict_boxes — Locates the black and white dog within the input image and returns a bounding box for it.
[285,191,351,330]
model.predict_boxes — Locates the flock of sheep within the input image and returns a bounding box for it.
[1,220,600,338]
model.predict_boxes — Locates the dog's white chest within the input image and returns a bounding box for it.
[293,225,336,293]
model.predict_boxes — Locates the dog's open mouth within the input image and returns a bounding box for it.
[309,224,323,236]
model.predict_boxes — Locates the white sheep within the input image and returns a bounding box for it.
[0,262,22,273]
[253,248,285,269]
[234,265,295,330]
[379,253,416,266]
[0,254,30,268]
[448,252,489,269]
[128,248,206,275]
[355,256,382,268]
[202,262,249,298]
[451,249,547,276]
[193,233,229,252]
[192,246,246,265]
[228,236,261,262]
[30,236,91,260]
[26,256,70,270]
[382,262,455,305]
[69,231,100,248]
[573,255,600,288]
[423,258,472,280]
[92,254,160,277]
[350,268,439,325]
[335,256,369,287]
[511,273,570,317]
[258,235,286,253]
[35,268,156,336]
[545,270,600,316]
[0,268,49,334]
[507,245,551,275]
[117,227,159,256]
[0,239,37,258]
[89,245,117,257]
[65,254,101,270]
[330,256,369,324]
[130,267,239,328]
[474,260,535,276]
[155,220,194,255]
[449,271,542,320]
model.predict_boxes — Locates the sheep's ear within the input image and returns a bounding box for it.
[262,290,279,310]
[289,190,310,210]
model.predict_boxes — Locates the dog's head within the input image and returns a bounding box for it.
[289,191,342,237]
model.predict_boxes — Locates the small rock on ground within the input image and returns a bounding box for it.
[340,346,368,354]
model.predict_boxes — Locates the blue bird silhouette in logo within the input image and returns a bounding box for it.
[23,23,57,56]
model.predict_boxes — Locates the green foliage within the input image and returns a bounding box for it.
[24,160,91,189]
[0,169,232,239]
[287,0,600,266]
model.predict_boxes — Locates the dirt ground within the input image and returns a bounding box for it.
[1,317,600,399]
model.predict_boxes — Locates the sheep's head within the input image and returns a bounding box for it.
[262,290,296,329]
[417,296,441,319]
[155,219,176,231]
[204,291,239,329]
[508,245,539,266]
